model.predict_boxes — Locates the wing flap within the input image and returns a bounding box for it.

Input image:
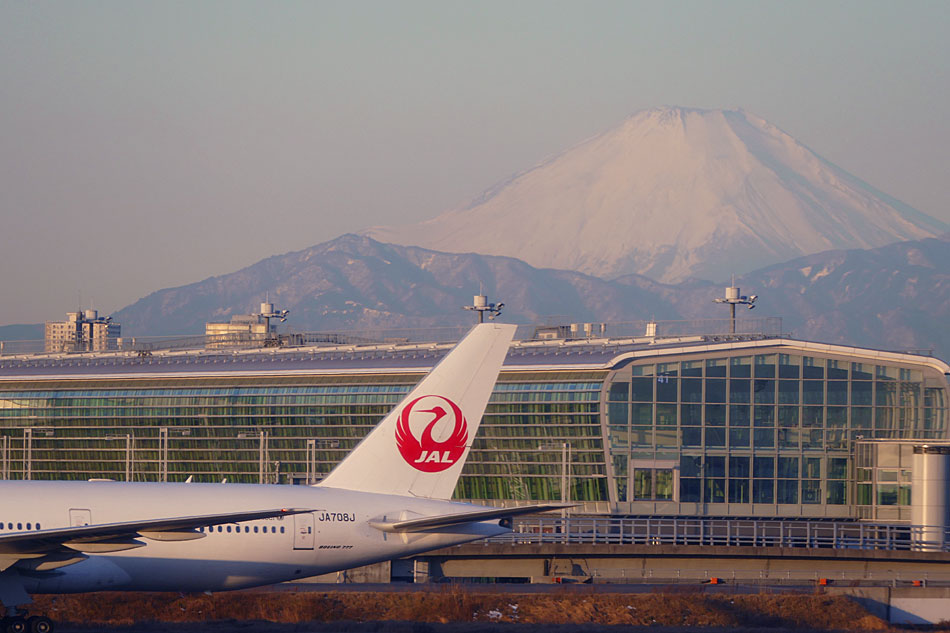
[369,504,570,533]
[62,538,146,553]
[0,554,43,573]
[15,552,88,572]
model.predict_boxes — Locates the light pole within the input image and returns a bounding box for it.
[463,294,504,323]
[237,431,270,483]
[261,430,269,483]
[306,439,317,485]
[0,436,7,480]
[258,300,289,345]
[24,428,32,481]
[306,439,340,484]
[106,434,133,481]
[159,427,169,482]
[713,281,757,334]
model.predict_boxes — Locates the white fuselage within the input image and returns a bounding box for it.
[0,480,505,593]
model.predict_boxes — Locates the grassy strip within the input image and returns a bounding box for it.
[28,590,891,630]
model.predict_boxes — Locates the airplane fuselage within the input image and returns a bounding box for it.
[0,480,505,594]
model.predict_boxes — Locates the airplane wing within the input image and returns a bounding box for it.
[369,504,570,533]
[0,508,311,571]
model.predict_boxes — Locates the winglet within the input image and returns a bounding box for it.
[319,323,516,499]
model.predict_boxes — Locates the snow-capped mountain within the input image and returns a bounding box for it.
[366,107,946,282]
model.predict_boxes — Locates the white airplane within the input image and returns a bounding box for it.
[0,323,559,633]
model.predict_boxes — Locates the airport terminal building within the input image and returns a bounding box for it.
[0,319,948,526]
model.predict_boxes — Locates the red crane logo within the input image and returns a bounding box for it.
[395,395,469,472]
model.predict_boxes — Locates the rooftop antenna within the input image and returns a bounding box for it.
[463,289,504,324]
[713,275,757,334]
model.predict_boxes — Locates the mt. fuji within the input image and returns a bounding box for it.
[366,107,946,282]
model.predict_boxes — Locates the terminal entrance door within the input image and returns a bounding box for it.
[630,460,677,502]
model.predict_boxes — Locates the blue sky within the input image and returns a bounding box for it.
[1,1,948,324]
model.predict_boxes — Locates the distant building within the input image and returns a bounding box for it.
[45,309,120,353]
[205,315,272,348]
[205,302,289,349]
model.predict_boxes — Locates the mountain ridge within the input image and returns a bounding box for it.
[5,234,948,359]
[110,234,681,336]
[96,233,950,360]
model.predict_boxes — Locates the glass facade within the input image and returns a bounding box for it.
[0,340,947,520]
[0,372,609,507]
[853,441,917,521]
[604,350,949,518]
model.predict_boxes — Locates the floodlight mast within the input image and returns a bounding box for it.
[258,301,290,342]
[463,294,504,324]
[713,281,757,334]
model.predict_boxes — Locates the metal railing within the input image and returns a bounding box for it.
[582,566,950,584]
[0,318,784,358]
[582,318,783,339]
[489,516,950,552]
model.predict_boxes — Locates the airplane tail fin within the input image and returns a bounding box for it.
[318,322,516,499]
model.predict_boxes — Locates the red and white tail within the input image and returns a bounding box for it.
[318,322,516,499]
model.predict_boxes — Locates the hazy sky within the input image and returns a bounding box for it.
[1,1,948,325]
